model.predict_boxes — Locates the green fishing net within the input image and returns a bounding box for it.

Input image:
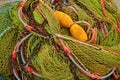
[0,2,27,79]
[0,2,19,76]
[0,0,120,80]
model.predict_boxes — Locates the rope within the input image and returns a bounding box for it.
[69,55,116,79]
[57,36,118,79]
[18,1,60,51]
[9,1,120,79]
[56,34,120,58]
[17,33,32,52]
[11,33,43,79]
[50,0,70,5]
[0,26,15,40]
[18,34,43,78]
[20,45,26,64]
[101,0,120,34]
[16,2,59,79]
[12,67,20,80]
[17,4,30,27]
[0,74,6,80]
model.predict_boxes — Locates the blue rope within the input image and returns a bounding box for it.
[16,33,43,78]
[18,8,28,27]
[13,69,21,80]
[0,74,6,80]
[12,0,20,2]
[20,46,26,64]
[17,33,32,52]
[32,72,44,78]
[0,26,15,40]
[68,55,116,79]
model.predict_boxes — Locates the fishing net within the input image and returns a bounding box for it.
[0,1,27,79]
[0,2,19,76]
[0,0,120,80]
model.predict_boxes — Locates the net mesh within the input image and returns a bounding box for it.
[0,2,18,76]
[0,2,26,78]
[0,0,120,80]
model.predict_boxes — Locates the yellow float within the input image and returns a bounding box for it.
[70,24,88,42]
[53,11,73,28]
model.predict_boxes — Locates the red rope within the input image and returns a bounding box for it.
[101,0,120,35]
[55,0,60,3]
[19,2,24,18]
[108,50,120,58]
[116,27,120,34]
[26,66,41,74]
[87,28,97,43]
[100,21,107,35]
[11,43,19,59]
[13,66,20,78]
[57,37,72,56]
[101,0,109,19]
[25,26,35,31]
[113,72,119,79]
[57,37,119,79]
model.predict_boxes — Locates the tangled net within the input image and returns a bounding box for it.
[0,0,120,80]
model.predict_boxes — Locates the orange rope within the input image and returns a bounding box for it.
[101,0,120,34]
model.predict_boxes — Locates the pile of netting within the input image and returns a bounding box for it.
[0,0,120,80]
